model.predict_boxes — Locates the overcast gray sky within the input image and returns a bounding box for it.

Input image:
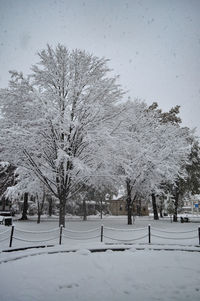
[0,0,200,136]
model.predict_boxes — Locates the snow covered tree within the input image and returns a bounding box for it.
[1,44,124,226]
[1,45,193,227]
[74,185,114,220]
[0,71,45,166]
[5,167,44,222]
[115,100,191,224]
[148,102,182,125]
[147,102,193,220]
[170,137,200,221]
[0,161,16,212]
[183,140,200,195]
[0,162,16,198]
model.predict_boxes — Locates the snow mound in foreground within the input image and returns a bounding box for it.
[76,248,91,255]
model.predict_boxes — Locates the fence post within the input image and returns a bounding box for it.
[59,225,63,245]
[148,224,151,244]
[9,225,15,248]
[101,224,104,242]
[198,227,200,245]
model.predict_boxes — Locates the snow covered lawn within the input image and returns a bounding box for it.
[0,216,200,301]
[0,247,200,301]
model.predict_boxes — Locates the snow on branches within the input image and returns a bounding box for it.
[0,44,193,225]
[111,100,191,223]
[0,45,124,226]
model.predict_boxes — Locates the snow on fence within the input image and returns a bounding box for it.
[103,226,148,243]
[62,226,100,242]
[0,228,11,243]
[9,226,60,247]
[0,224,200,249]
[151,225,200,244]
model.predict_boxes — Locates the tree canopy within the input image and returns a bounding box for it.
[0,44,196,225]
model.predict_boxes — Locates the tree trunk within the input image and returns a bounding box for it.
[160,206,163,218]
[59,199,66,227]
[37,191,45,224]
[48,197,53,217]
[37,211,41,224]
[173,191,179,222]
[159,199,163,218]
[37,200,42,224]
[100,199,103,219]
[83,198,87,221]
[137,199,142,216]
[126,179,132,225]
[127,202,132,225]
[152,193,159,220]
[21,192,28,220]
[2,196,6,211]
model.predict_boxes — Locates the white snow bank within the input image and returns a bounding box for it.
[76,248,91,255]
[0,247,199,301]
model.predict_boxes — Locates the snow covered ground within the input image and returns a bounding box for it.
[0,216,200,301]
[0,246,200,301]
